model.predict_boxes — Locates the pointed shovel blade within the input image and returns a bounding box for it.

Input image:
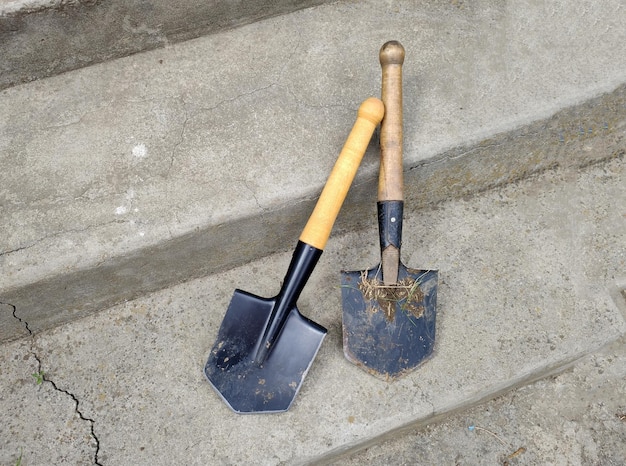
[204,290,326,413]
[341,263,437,380]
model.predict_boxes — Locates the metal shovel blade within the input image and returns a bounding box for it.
[341,263,438,379]
[204,289,326,414]
[203,98,384,414]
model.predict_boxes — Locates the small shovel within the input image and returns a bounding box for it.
[204,97,384,413]
[341,41,438,380]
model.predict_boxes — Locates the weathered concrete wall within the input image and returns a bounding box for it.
[1,0,625,340]
[0,0,332,89]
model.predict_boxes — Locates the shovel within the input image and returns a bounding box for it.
[204,97,384,413]
[341,41,438,380]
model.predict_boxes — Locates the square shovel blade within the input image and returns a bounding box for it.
[341,263,438,380]
[204,290,326,414]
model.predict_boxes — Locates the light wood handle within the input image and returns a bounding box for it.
[299,97,384,250]
[378,40,405,201]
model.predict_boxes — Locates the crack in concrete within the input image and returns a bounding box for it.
[0,219,127,257]
[199,82,278,114]
[196,30,302,114]
[4,302,102,465]
[276,28,349,112]
[33,355,103,466]
[6,301,32,335]
[237,178,270,213]
[40,103,113,131]
[0,244,34,258]
[166,98,190,178]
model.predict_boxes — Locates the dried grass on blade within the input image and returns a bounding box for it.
[358,270,425,321]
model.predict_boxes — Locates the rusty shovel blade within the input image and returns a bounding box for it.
[341,261,438,380]
[341,41,438,380]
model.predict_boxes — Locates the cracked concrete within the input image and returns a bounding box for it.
[32,354,102,466]
[2,0,626,342]
[1,1,625,463]
[0,302,101,465]
[1,156,624,464]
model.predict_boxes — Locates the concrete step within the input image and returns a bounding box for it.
[1,156,624,464]
[2,0,626,342]
[0,0,333,90]
[336,333,626,465]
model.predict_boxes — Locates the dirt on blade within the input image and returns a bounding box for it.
[358,271,425,321]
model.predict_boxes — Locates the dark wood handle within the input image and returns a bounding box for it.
[378,40,405,202]
[379,41,405,284]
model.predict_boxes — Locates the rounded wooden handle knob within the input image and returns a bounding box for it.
[379,40,405,66]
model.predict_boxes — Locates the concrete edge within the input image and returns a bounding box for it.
[1,83,624,343]
[313,279,626,464]
[0,0,333,90]
[312,327,626,465]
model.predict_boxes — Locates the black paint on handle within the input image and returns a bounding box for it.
[254,241,322,364]
[378,200,404,252]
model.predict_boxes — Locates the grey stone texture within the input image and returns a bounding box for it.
[2,0,625,340]
[1,1,625,464]
[1,157,624,464]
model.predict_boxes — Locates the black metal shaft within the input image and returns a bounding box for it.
[378,200,404,252]
[253,241,322,364]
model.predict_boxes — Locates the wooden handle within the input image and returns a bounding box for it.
[379,41,405,284]
[299,97,384,250]
[378,40,405,201]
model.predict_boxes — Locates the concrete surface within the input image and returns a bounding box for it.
[335,335,626,466]
[0,0,332,90]
[0,325,97,465]
[1,156,624,464]
[2,0,626,341]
